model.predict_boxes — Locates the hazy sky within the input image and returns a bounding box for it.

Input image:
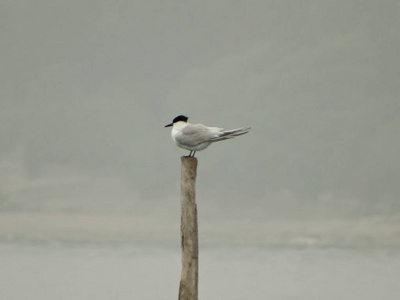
[1,0,399,225]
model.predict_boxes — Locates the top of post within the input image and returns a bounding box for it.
[181,156,198,167]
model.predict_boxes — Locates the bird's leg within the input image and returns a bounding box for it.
[192,151,196,157]
[188,151,193,157]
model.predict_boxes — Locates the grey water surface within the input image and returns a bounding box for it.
[1,241,399,300]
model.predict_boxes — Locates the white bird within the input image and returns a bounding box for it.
[165,115,250,157]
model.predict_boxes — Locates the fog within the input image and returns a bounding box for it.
[1,1,399,247]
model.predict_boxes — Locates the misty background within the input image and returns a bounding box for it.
[1,0,399,247]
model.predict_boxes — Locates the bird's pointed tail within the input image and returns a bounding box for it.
[210,127,251,142]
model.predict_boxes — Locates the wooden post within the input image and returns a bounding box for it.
[178,156,198,300]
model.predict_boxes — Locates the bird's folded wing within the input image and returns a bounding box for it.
[177,124,222,146]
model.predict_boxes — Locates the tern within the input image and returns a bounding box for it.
[165,115,250,157]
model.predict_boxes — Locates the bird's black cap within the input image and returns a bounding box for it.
[165,115,188,127]
[172,115,188,123]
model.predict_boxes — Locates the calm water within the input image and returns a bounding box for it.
[1,242,399,300]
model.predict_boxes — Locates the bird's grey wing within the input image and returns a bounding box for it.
[177,124,219,146]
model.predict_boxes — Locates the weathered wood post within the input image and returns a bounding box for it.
[178,156,198,300]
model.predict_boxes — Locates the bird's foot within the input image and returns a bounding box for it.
[184,151,196,157]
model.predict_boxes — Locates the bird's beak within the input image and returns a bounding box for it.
[165,123,173,128]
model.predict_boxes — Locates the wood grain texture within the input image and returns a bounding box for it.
[179,156,198,300]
